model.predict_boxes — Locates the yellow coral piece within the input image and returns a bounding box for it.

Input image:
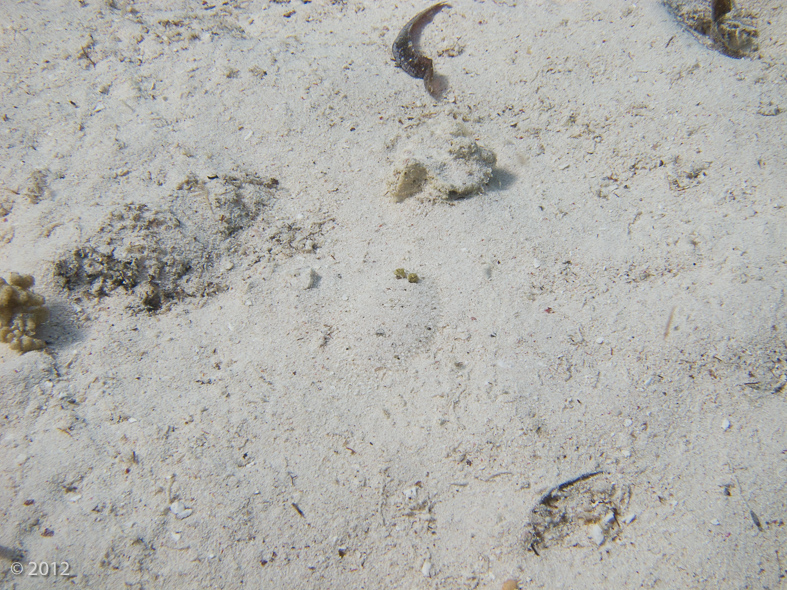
[9,272,35,289]
[0,273,48,353]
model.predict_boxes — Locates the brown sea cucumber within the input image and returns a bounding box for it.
[392,2,450,98]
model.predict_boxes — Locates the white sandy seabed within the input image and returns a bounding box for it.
[1,0,786,588]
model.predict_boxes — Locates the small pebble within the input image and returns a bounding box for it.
[623,513,636,525]
[296,267,317,290]
[722,418,731,431]
[502,580,519,590]
[170,501,193,519]
[710,519,721,526]
[596,337,604,344]
[421,560,432,578]
[589,523,605,546]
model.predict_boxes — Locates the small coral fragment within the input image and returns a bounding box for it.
[394,268,420,283]
[24,170,50,204]
[0,273,49,353]
[0,193,12,217]
[389,161,429,203]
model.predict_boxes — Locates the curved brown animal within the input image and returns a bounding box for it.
[392,3,450,98]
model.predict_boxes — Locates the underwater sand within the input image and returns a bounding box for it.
[1,0,786,588]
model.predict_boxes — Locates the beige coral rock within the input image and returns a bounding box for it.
[0,273,49,353]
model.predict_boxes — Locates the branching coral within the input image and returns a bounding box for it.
[0,273,49,353]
